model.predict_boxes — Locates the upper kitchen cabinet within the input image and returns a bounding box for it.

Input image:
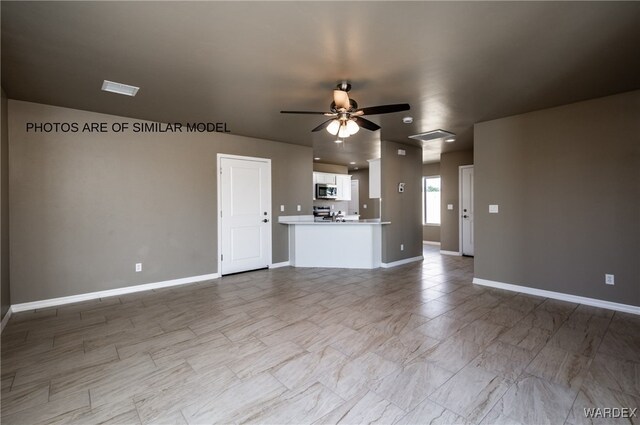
[314,172,336,184]
[336,174,352,201]
[313,172,336,200]
[312,171,351,200]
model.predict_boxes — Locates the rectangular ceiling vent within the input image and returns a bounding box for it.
[101,80,139,97]
[409,129,455,142]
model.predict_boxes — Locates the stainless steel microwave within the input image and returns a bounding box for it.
[316,184,338,199]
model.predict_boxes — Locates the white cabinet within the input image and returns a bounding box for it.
[368,158,381,198]
[312,172,351,200]
[314,172,336,184]
[336,174,352,201]
[312,172,335,199]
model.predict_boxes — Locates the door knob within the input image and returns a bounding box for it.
[463,215,469,218]
[262,218,269,223]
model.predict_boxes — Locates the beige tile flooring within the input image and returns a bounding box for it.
[1,246,639,424]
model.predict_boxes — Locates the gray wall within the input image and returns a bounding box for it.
[349,168,380,219]
[440,150,474,252]
[422,162,441,243]
[9,100,312,304]
[475,90,640,307]
[1,89,9,319]
[381,140,423,263]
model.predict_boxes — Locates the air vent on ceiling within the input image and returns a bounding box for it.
[408,129,455,142]
[101,80,139,97]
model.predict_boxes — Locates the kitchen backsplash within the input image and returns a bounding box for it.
[312,200,353,215]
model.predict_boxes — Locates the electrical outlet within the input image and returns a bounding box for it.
[135,263,142,272]
[296,205,301,212]
[605,274,615,285]
[400,244,404,251]
[280,205,284,212]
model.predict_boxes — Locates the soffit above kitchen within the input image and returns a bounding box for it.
[2,2,639,165]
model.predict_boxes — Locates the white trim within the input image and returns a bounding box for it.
[440,250,462,256]
[381,256,423,268]
[217,154,273,277]
[423,241,441,246]
[1,306,13,333]
[11,273,220,313]
[269,261,290,269]
[473,277,640,315]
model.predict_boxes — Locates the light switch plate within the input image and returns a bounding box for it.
[447,204,453,210]
[363,204,367,209]
[489,205,499,213]
[280,205,284,212]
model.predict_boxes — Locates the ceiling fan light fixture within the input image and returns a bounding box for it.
[338,123,350,138]
[346,119,359,135]
[326,120,340,136]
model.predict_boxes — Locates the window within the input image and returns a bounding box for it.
[423,176,441,225]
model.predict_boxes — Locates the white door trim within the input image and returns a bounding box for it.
[216,153,272,276]
[458,165,474,256]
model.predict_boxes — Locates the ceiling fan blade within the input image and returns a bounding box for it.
[355,103,410,116]
[333,90,350,110]
[281,111,335,116]
[354,117,381,131]
[311,119,336,132]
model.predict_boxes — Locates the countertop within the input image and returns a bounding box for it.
[278,216,390,225]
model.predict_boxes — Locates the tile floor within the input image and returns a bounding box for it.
[1,246,639,424]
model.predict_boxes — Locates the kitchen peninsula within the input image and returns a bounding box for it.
[279,216,390,269]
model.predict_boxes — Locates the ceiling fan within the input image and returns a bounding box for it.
[281,82,410,141]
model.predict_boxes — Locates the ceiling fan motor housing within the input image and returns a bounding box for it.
[337,82,352,92]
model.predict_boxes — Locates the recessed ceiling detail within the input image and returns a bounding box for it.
[2,2,639,165]
[409,129,455,142]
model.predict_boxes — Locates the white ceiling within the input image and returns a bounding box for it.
[2,2,639,167]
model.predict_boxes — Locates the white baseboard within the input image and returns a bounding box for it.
[11,272,220,313]
[381,256,423,269]
[1,307,13,333]
[440,250,461,256]
[270,261,290,269]
[423,241,441,246]
[473,277,640,315]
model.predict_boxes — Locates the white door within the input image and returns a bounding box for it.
[219,156,271,275]
[336,174,352,201]
[460,165,474,256]
[348,179,359,214]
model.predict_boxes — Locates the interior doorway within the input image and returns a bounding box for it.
[348,179,359,214]
[217,154,272,275]
[459,165,474,256]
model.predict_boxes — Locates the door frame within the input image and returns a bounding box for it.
[216,153,272,276]
[458,165,474,256]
